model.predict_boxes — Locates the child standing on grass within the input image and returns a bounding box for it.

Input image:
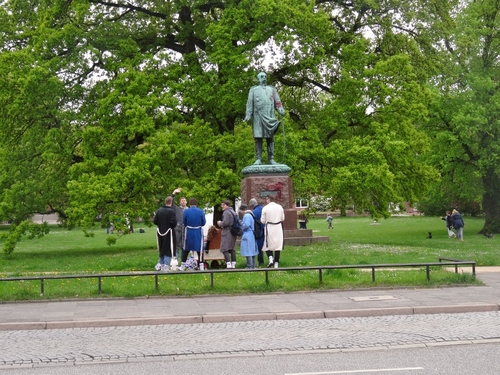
[326,214,333,229]
[441,210,455,238]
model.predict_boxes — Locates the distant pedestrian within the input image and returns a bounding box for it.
[451,209,465,241]
[261,195,285,268]
[441,210,455,238]
[298,210,308,229]
[326,214,333,229]
[153,196,177,271]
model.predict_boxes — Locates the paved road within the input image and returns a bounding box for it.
[1,311,500,368]
[1,268,499,369]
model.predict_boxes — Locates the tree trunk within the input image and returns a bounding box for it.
[481,168,500,234]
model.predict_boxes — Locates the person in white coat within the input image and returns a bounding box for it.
[261,195,285,268]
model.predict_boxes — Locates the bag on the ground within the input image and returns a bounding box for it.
[230,211,242,236]
[185,255,198,270]
[249,212,264,240]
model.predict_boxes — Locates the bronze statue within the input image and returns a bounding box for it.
[244,72,285,165]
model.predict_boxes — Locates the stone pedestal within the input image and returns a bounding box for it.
[240,164,297,230]
[240,163,329,245]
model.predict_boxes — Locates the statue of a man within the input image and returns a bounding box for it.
[244,72,285,165]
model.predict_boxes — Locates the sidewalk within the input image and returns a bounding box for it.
[1,267,499,331]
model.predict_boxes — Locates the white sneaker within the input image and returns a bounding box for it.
[155,263,162,271]
[267,256,274,268]
[170,258,178,269]
[161,265,170,272]
[274,262,279,268]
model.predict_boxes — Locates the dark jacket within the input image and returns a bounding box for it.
[153,206,177,234]
[441,215,453,228]
[220,207,238,252]
[153,205,177,257]
[451,212,464,229]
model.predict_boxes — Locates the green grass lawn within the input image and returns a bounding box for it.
[0,215,494,301]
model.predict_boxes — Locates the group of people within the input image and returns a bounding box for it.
[441,209,465,241]
[153,188,206,271]
[153,189,286,271]
[216,195,285,269]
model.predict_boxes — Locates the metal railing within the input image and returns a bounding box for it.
[0,260,476,296]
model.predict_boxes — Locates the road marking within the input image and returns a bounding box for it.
[285,367,424,375]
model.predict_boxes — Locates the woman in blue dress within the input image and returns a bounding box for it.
[239,205,259,269]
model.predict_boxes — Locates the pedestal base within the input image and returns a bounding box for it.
[241,169,296,230]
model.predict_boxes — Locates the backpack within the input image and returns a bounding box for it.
[249,212,264,240]
[229,211,242,236]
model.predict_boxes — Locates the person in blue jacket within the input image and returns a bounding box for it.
[249,198,265,266]
[239,204,259,269]
[451,209,465,241]
[179,198,206,271]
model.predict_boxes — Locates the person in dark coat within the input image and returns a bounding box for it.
[217,200,238,269]
[153,196,177,271]
[249,198,265,266]
[171,187,188,265]
[451,209,465,241]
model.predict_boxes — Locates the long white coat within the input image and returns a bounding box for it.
[261,201,285,251]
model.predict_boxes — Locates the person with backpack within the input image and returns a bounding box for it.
[217,200,238,269]
[249,198,265,266]
[239,204,259,269]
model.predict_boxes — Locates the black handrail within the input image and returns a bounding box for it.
[0,260,476,296]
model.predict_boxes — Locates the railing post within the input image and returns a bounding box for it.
[371,267,375,282]
[265,270,269,284]
[319,268,323,284]
[210,271,214,288]
[98,277,102,295]
[155,274,158,290]
[40,279,44,295]
[426,265,430,281]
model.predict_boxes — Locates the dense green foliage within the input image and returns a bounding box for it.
[1,1,500,254]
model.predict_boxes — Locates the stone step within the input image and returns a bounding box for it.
[284,229,314,238]
[284,236,330,246]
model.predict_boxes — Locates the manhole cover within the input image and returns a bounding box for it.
[349,295,401,302]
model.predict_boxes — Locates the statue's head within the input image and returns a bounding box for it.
[257,72,267,85]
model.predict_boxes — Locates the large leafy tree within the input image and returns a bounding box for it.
[0,0,438,252]
[412,0,500,233]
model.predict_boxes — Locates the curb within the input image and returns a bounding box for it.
[1,303,499,331]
